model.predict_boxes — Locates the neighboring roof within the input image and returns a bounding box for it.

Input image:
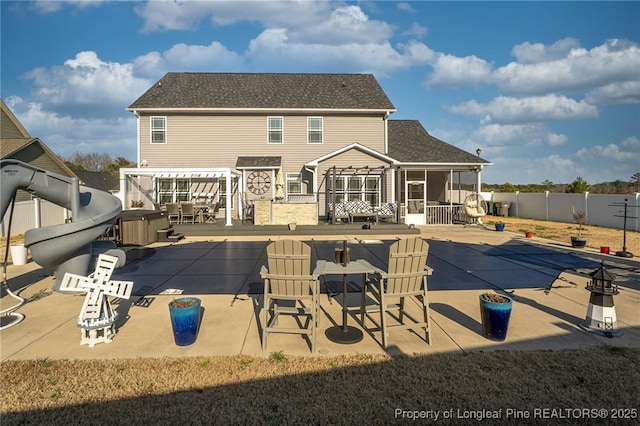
[1,99,30,138]
[236,156,282,169]
[387,120,491,165]
[128,73,396,112]
[1,102,75,177]
[74,170,119,192]
[0,138,33,158]
[1,137,76,177]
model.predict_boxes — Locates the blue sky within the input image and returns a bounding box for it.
[2,1,639,185]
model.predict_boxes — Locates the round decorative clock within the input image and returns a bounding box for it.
[247,170,271,195]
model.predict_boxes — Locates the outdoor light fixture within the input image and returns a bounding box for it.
[476,148,482,157]
[581,262,621,338]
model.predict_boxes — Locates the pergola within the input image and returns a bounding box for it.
[117,167,242,226]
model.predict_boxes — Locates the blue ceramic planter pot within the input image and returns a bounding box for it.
[479,293,513,341]
[495,223,505,232]
[168,297,201,346]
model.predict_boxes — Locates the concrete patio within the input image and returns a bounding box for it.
[1,226,639,360]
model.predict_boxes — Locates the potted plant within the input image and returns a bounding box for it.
[479,291,513,341]
[494,221,505,232]
[168,297,202,346]
[571,209,587,248]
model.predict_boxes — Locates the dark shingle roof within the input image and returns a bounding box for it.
[236,156,281,168]
[128,73,395,111]
[74,170,119,192]
[388,120,490,164]
[0,138,33,158]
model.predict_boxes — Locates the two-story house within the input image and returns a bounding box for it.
[120,72,490,226]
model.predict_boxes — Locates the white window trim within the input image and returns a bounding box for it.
[331,175,381,206]
[307,116,323,144]
[150,116,167,144]
[286,173,302,195]
[267,116,284,144]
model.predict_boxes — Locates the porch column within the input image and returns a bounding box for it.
[395,166,402,223]
[476,166,483,193]
[225,171,232,226]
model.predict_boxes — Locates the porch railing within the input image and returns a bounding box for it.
[425,204,466,225]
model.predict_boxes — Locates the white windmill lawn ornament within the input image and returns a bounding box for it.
[59,254,133,347]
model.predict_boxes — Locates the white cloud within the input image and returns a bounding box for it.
[133,42,244,78]
[585,80,640,105]
[397,2,416,13]
[576,137,640,162]
[545,154,575,169]
[473,123,567,146]
[6,97,137,159]
[622,135,640,149]
[402,22,428,38]
[292,5,393,45]
[23,51,152,116]
[493,39,640,97]
[246,30,432,75]
[425,54,492,88]
[135,1,333,33]
[449,95,598,124]
[30,0,103,14]
[511,38,581,64]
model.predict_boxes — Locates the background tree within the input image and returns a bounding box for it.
[566,176,590,193]
[499,182,516,192]
[106,157,136,178]
[63,152,136,178]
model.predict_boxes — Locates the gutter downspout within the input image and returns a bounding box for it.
[384,111,390,153]
[133,111,140,166]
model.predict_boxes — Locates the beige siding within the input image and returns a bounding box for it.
[138,113,386,171]
[1,114,25,138]
[138,112,389,217]
[1,107,29,138]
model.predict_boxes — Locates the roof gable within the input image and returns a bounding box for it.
[387,120,491,165]
[128,73,396,111]
[1,137,75,177]
[1,99,30,138]
[306,143,396,167]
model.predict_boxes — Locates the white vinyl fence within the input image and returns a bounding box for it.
[1,199,70,237]
[3,193,639,236]
[483,191,640,231]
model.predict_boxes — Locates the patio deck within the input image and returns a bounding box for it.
[1,226,639,360]
[171,218,420,237]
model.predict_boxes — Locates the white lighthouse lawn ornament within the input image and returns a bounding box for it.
[581,262,621,338]
[59,254,133,347]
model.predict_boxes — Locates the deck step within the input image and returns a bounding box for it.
[157,228,184,242]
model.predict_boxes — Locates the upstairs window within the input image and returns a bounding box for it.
[308,117,323,144]
[151,116,167,144]
[268,117,283,144]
